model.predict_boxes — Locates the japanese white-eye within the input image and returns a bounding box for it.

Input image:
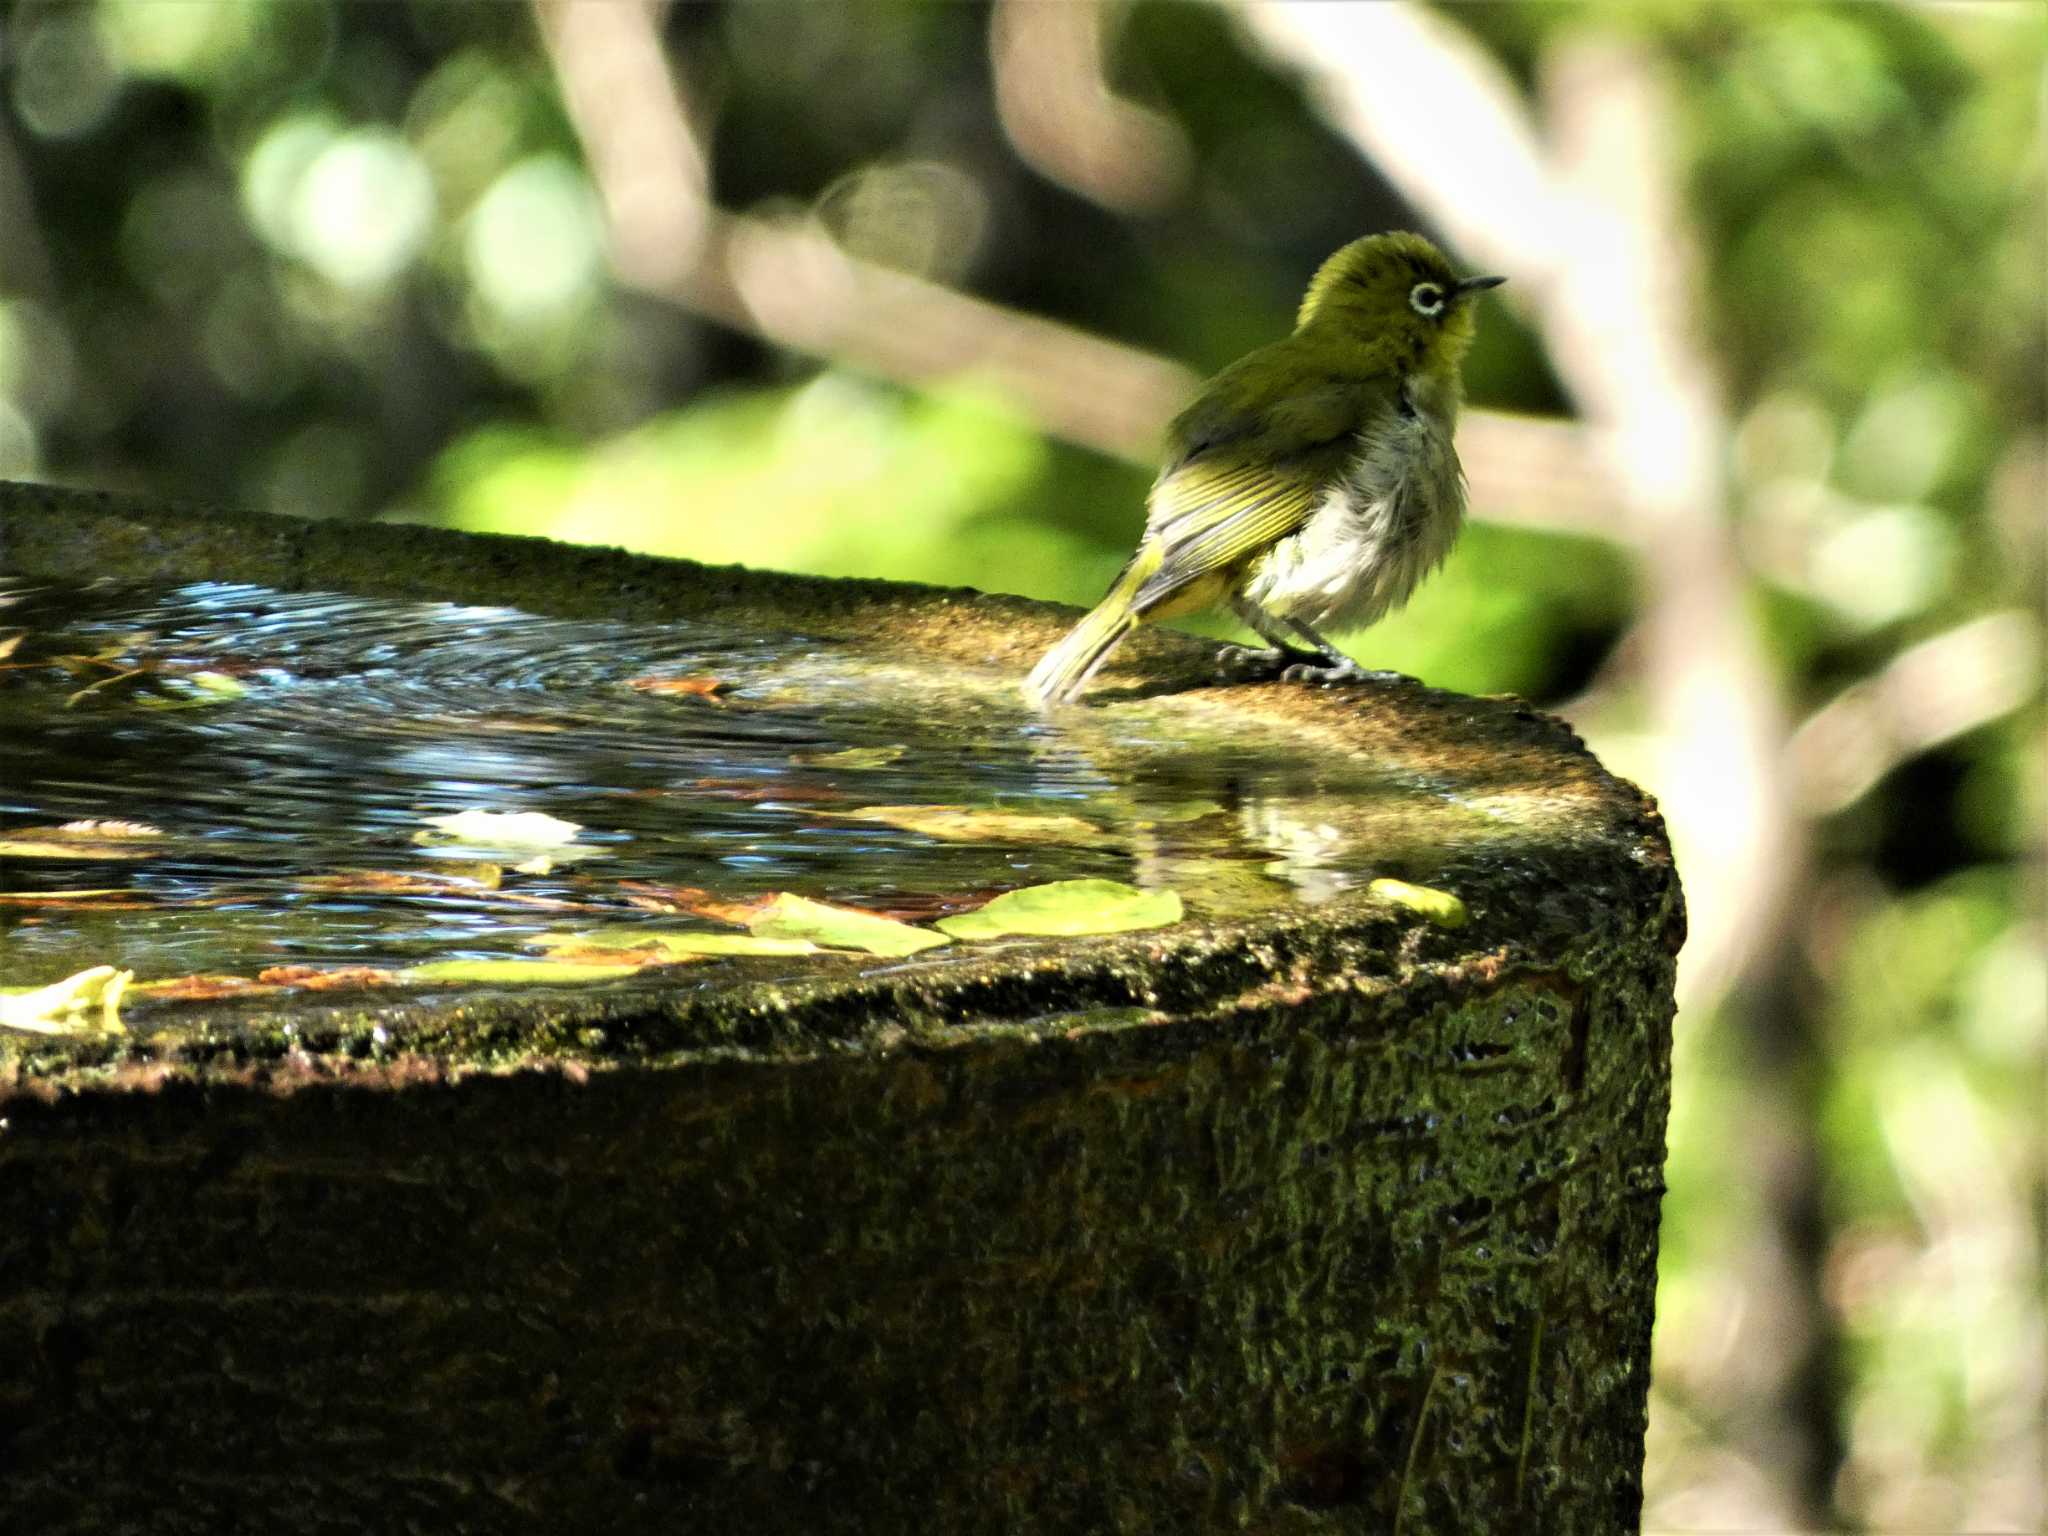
[1025,231,1503,708]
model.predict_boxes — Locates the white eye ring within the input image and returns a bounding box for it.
[1409,282,1446,317]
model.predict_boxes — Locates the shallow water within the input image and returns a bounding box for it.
[0,579,1503,1016]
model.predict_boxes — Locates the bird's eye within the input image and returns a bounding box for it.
[1409,282,1446,318]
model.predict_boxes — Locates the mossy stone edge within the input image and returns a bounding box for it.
[0,478,1680,1534]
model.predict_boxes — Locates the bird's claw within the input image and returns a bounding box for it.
[1277,659,1408,688]
[1215,644,1314,681]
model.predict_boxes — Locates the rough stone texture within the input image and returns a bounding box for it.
[0,480,1682,1533]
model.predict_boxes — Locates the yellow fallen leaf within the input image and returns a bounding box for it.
[936,880,1182,941]
[400,958,648,985]
[749,894,949,956]
[829,805,1108,846]
[0,965,132,1035]
[535,929,818,958]
[1368,878,1468,928]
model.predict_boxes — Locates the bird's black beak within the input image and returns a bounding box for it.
[1456,274,1507,297]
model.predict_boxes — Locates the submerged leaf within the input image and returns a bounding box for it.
[1369,877,1468,928]
[687,776,847,806]
[401,958,648,985]
[0,964,132,1034]
[1131,798,1227,826]
[833,805,1108,846]
[299,866,504,895]
[535,928,818,958]
[791,744,906,769]
[936,879,1182,941]
[749,893,950,956]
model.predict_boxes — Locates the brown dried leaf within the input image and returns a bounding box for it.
[131,973,285,1002]
[257,965,404,990]
[0,888,139,906]
[627,674,732,703]
[616,880,766,924]
[0,838,154,861]
[299,867,503,896]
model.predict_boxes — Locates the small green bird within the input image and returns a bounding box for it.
[1025,231,1503,708]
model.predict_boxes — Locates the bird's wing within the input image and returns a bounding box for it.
[1132,376,1379,613]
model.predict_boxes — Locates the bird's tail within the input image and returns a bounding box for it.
[1023,553,1153,709]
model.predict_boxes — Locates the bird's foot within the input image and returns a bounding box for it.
[1278,658,1409,688]
[1215,643,1320,681]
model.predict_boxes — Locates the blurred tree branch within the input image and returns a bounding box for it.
[530,0,1630,541]
[1787,609,2041,816]
[1235,0,1794,1015]
[987,0,1191,215]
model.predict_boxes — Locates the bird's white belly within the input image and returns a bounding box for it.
[1241,406,1464,633]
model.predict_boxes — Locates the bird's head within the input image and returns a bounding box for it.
[1295,231,1504,370]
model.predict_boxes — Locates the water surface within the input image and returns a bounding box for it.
[0,580,1507,1021]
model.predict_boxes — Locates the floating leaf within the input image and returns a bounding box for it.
[65,666,146,706]
[133,670,252,710]
[749,893,950,956]
[258,965,403,990]
[49,819,165,840]
[0,965,131,1035]
[547,945,703,966]
[416,809,584,847]
[1369,878,1468,928]
[130,973,282,1002]
[536,928,818,958]
[791,744,906,769]
[0,888,140,906]
[400,958,648,985]
[628,674,732,703]
[936,879,1182,941]
[0,832,158,861]
[832,805,1108,846]
[0,633,21,661]
[414,810,599,873]
[185,671,249,698]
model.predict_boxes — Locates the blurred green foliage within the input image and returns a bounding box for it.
[0,1,2040,1529]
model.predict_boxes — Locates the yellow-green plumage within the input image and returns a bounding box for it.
[1025,232,1501,708]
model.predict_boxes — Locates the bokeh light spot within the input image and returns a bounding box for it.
[12,11,124,139]
[287,128,437,290]
[464,157,605,322]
